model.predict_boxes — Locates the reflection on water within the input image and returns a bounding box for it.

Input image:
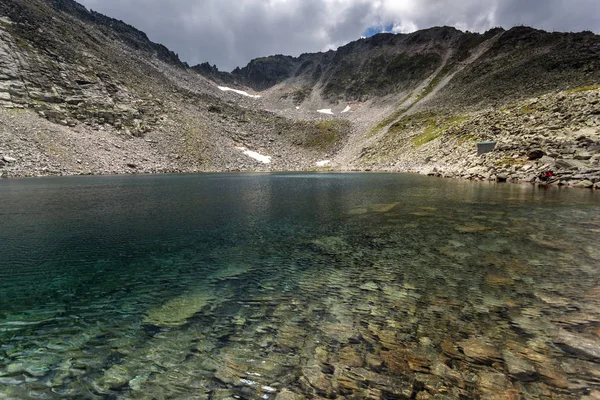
[0,173,599,399]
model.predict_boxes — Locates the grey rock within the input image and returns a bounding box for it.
[554,329,600,360]
[503,350,537,381]
[2,155,16,163]
[574,153,593,160]
[555,159,585,170]
[575,180,594,188]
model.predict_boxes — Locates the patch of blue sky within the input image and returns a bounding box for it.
[362,24,394,38]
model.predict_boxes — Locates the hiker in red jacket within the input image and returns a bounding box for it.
[539,170,554,182]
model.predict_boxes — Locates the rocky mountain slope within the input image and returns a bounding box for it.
[0,0,599,188]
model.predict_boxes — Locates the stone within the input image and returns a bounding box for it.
[359,281,379,291]
[502,350,537,381]
[554,329,600,360]
[496,174,508,182]
[457,225,491,233]
[484,274,514,286]
[301,366,333,395]
[441,338,461,358]
[143,290,213,327]
[555,159,585,170]
[574,153,593,160]
[575,180,594,188]
[527,149,545,160]
[478,372,519,400]
[582,390,600,400]
[275,389,305,400]
[99,365,130,390]
[2,155,16,163]
[339,346,364,367]
[537,365,569,389]
[459,338,501,364]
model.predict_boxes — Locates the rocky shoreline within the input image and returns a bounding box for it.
[355,87,600,190]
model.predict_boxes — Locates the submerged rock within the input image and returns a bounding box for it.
[143,290,214,327]
[275,389,305,400]
[456,225,491,233]
[370,202,400,212]
[459,338,501,364]
[99,365,131,390]
[359,281,379,291]
[311,236,348,254]
[502,350,537,381]
[478,371,520,400]
[554,329,600,361]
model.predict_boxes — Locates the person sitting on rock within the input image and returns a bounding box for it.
[539,170,554,183]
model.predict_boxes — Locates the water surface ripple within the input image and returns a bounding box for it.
[0,173,599,399]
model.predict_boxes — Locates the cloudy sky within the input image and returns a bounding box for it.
[78,0,599,71]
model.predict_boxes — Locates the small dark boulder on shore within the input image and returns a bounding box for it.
[527,150,545,160]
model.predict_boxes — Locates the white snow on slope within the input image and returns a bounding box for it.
[236,147,271,164]
[218,86,261,99]
[317,109,334,115]
[341,106,351,113]
[316,160,331,167]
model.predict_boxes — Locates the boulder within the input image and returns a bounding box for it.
[2,155,16,163]
[527,150,545,160]
[575,180,594,188]
[555,159,585,170]
[574,153,593,160]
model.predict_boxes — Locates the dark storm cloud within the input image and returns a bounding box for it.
[78,0,600,71]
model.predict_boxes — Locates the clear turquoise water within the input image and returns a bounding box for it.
[0,173,599,399]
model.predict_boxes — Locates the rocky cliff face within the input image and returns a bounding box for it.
[0,0,599,187]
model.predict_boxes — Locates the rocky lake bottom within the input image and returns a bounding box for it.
[0,173,599,399]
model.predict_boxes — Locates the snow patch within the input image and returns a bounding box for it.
[316,160,331,167]
[218,86,261,99]
[317,109,334,115]
[341,106,351,113]
[236,147,272,164]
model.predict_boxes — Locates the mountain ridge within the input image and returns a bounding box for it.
[0,0,599,189]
